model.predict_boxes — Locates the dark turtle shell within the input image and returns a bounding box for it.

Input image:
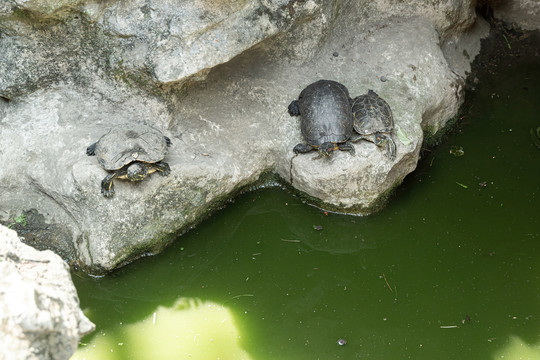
[93,124,169,170]
[297,80,353,146]
[351,90,394,135]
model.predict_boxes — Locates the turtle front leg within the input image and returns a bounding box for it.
[101,172,119,198]
[350,133,395,160]
[374,133,397,161]
[337,142,356,156]
[153,161,171,176]
[293,143,315,154]
[385,136,397,161]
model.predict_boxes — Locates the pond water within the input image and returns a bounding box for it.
[71,32,540,360]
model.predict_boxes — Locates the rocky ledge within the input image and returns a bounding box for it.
[0,0,536,274]
[0,224,94,360]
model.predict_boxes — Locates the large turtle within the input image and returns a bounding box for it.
[350,90,396,160]
[288,80,355,157]
[86,124,172,198]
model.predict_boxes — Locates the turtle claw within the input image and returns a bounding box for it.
[101,173,116,198]
[102,187,115,198]
[101,182,115,198]
[155,162,171,176]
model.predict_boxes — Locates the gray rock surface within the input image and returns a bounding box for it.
[0,0,497,274]
[92,0,321,84]
[0,224,94,360]
[492,0,540,30]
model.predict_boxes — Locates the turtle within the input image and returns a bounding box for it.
[350,90,397,160]
[86,124,172,198]
[288,79,355,157]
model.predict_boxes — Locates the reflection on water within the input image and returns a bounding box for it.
[241,198,378,255]
[494,336,540,359]
[290,224,376,255]
[73,298,251,360]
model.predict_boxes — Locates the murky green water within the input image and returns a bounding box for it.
[72,36,539,359]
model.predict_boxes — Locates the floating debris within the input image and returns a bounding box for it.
[455,181,468,189]
[530,126,540,149]
[502,34,512,49]
[313,225,323,231]
[281,239,300,243]
[337,338,347,346]
[449,145,464,157]
[382,273,393,293]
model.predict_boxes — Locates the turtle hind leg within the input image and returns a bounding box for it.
[293,143,315,154]
[86,142,97,156]
[288,100,300,116]
[153,161,171,176]
[101,172,119,198]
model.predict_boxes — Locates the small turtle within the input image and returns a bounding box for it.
[350,90,397,160]
[86,124,172,198]
[288,80,355,157]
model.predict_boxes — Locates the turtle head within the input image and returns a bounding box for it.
[126,162,148,182]
[317,142,338,157]
[373,134,388,147]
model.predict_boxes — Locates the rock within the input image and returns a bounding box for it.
[0,12,114,100]
[442,16,491,78]
[491,0,540,31]
[0,1,495,274]
[2,0,85,17]
[0,0,321,99]
[279,18,464,210]
[94,0,322,84]
[0,224,94,360]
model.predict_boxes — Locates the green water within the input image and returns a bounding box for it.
[72,42,540,359]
